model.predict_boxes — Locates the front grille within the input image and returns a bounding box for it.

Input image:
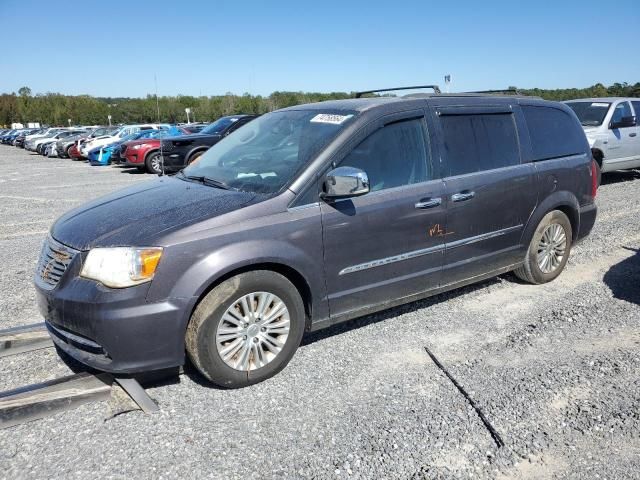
[119,145,127,156]
[35,237,78,290]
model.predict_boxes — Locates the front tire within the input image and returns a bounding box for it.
[185,271,305,388]
[145,151,162,174]
[515,210,572,284]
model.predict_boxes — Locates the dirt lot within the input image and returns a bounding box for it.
[0,147,639,479]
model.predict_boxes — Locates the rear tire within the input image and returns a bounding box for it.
[187,150,205,165]
[515,210,572,284]
[185,271,305,388]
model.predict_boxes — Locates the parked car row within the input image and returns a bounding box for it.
[1,115,262,175]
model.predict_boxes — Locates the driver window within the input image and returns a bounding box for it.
[612,102,633,125]
[339,118,429,192]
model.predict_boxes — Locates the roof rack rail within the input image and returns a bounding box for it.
[355,85,441,98]
[463,88,522,95]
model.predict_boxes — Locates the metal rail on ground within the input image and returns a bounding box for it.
[0,322,161,429]
[0,372,113,429]
[0,322,53,358]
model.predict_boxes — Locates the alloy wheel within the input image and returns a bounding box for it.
[536,223,567,274]
[215,292,290,371]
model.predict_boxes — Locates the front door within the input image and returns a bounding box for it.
[433,106,537,284]
[321,114,446,318]
[604,101,637,169]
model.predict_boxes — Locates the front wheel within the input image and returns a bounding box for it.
[515,210,572,284]
[185,271,305,388]
[145,151,162,174]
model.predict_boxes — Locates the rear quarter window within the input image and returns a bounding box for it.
[522,105,586,161]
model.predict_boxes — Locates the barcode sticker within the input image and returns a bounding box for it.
[591,102,609,107]
[310,114,353,125]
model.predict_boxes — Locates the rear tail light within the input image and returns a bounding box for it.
[590,159,599,199]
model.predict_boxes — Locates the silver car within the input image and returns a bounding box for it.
[565,98,640,173]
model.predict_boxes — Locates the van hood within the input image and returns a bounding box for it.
[51,177,260,251]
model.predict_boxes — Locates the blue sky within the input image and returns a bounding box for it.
[1,0,638,98]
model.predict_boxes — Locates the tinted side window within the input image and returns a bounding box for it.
[226,118,247,134]
[440,113,519,176]
[632,102,640,123]
[339,118,429,192]
[611,101,633,124]
[522,106,586,161]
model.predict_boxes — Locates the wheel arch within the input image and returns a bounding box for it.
[184,261,315,333]
[143,148,159,163]
[591,147,604,167]
[522,191,580,246]
[186,146,209,164]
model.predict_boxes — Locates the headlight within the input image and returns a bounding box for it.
[80,247,163,288]
[132,143,145,149]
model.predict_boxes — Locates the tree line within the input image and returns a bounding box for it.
[1,83,638,127]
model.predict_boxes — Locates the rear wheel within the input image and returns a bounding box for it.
[515,210,572,284]
[145,151,162,174]
[187,150,205,165]
[186,271,305,388]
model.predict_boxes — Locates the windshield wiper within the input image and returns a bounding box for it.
[176,171,236,190]
[202,177,235,190]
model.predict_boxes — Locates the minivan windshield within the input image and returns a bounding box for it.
[181,109,357,194]
[566,101,611,126]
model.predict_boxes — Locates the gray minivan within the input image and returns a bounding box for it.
[35,89,598,387]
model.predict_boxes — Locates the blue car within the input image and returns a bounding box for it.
[0,129,18,144]
[88,127,183,165]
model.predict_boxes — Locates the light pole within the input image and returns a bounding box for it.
[107,103,117,126]
[185,108,191,124]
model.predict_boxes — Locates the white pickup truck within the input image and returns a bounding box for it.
[565,98,640,173]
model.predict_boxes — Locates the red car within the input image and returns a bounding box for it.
[122,125,206,174]
[68,142,84,160]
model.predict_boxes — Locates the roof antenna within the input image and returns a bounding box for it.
[155,73,164,177]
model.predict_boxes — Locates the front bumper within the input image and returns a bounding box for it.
[35,257,194,374]
[88,149,112,165]
[123,151,144,167]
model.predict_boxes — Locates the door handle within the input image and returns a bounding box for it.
[630,132,637,137]
[451,191,475,202]
[415,197,442,209]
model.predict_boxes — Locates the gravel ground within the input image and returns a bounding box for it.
[0,146,639,479]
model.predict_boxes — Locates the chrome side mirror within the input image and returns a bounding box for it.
[321,166,370,200]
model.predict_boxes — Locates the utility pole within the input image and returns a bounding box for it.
[185,108,191,124]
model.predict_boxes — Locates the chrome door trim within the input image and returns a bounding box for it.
[338,244,444,276]
[446,224,523,249]
[338,224,523,276]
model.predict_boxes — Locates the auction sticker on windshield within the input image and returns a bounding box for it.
[591,103,610,107]
[310,114,353,125]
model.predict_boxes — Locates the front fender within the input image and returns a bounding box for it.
[168,239,319,300]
